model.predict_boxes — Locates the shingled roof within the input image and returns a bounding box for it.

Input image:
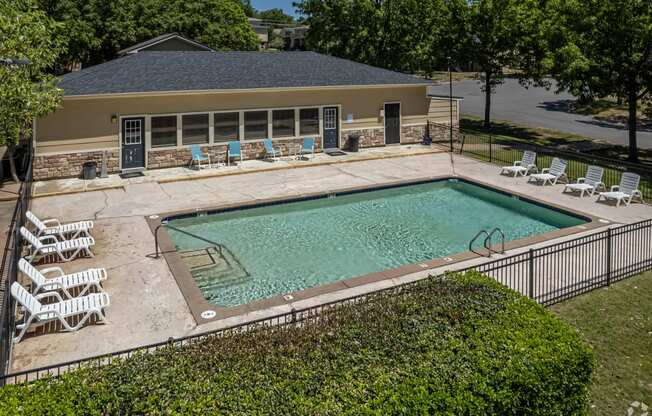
[59,51,431,97]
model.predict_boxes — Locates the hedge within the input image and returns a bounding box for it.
[0,272,594,415]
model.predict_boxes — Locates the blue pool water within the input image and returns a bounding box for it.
[167,180,586,307]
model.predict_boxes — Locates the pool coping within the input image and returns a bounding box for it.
[146,174,608,325]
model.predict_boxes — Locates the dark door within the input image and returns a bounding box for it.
[384,103,401,144]
[322,106,339,149]
[121,117,146,170]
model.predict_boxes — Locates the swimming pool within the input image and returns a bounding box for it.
[164,179,588,308]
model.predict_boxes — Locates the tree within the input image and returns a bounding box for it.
[38,0,259,70]
[257,8,295,24]
[296,0,449,73]
[460,0,530,128]
[539,0,652,162]
[0,0,64,182]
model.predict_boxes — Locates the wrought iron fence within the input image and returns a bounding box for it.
[0,155,32,384]
[469,219,652,305]
[428,121,652,201]
[1,216,650,385]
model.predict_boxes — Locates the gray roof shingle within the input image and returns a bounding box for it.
[59,51,431,96]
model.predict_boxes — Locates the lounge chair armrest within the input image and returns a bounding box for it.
[41,218,62,227]
[513,161,522,166]
[35,291,65,302]
[595,181,606,191]
[38,235,59,244]
[610,185,620,192]
[40,266,65,277]
[575,177,585,184]
[541,168,550,174]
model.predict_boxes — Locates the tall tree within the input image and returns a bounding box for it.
[461,0,528,128]
[0,0,64,182]
[39,0,259,71]
[296,0,448,73]
[257,8,295,24]
[540,0,652,162]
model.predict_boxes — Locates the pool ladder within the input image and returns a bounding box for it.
[469,228,505,257]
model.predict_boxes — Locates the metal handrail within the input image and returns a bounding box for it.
[469,230,490,257]
[484,227,505,255]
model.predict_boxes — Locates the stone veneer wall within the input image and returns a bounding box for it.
[401,124,427,144]
[33,150,120,180]
[148,137,323,170]
[341,128,385,150]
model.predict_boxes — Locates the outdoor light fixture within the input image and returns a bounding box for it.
[379,108,385,118]
[110,114,117,124]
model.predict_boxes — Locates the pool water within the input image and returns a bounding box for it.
[167,180,586,307]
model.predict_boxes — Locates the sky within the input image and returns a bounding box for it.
[251,0,299,17]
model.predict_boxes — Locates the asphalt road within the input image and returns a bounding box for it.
[429,78,652,149]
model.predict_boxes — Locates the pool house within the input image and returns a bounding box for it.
[33,35,460,180]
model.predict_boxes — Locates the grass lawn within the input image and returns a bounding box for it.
[460,116,652,164]
[550,272,652,416]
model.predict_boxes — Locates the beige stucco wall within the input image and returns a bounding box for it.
[36,85,457,155]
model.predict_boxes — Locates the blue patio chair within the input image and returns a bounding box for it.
[263,138,282,161]
[297,137,315,160]
[227,141,243,166]
[189,144,211,170]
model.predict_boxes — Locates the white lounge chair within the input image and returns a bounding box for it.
[528,157,568,185]
[26,211,93,240]
[19,258,107,298]
[21,227,94,263]
[501,150,538,176]
[597,172,643,206]
[11,282,109,343]
[563,165,605,197]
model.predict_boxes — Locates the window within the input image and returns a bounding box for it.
[299,108,319,135]
[150,116,177,148]
[214,112,239,143]
[244,111,268,140]
[182,114,209,145]
[272,109,295,138]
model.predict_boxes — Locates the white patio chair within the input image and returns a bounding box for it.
[528,157,568,185]
[563,165,605,197]
[26,211,93,240]
[597,172,643,207]
[19,258,107,298]
[21,227,94,263]
[11,282,110,343]
[500,150,538,176]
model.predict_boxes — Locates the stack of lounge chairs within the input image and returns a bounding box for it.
[501,151,644,207]
[11,211,110,343]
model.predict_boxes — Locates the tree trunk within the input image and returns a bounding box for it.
[627,90,639,162]
[484,71,492,128]
[7,145,20,183]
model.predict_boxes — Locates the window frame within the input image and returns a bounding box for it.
[150,115,178,149]
[243,110,270,141]
[272,109,296,138]
[213,111,240,143]
[181,113,210,146]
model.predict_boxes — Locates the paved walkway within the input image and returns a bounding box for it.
[429,78,652,149]
[33,145,442,197]
[10,152,652,374]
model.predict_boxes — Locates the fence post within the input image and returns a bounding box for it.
[489,135,493,163]
[606,227,612,286]
[528,249,535,299]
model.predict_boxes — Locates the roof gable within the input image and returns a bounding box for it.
[118,34,213,56]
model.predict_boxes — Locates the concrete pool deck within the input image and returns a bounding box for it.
[10,152,652,373]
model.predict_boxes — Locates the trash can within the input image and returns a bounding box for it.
[348,134,361,152]
[82,161,97,180]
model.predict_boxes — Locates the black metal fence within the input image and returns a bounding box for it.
[471,218,652,305]
[1,216,651,385]
[429,121,652,201]
[0,156,32,383]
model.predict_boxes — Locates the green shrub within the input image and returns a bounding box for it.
[0,272,594,415]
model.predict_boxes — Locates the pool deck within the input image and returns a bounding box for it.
[10,151,652,373]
